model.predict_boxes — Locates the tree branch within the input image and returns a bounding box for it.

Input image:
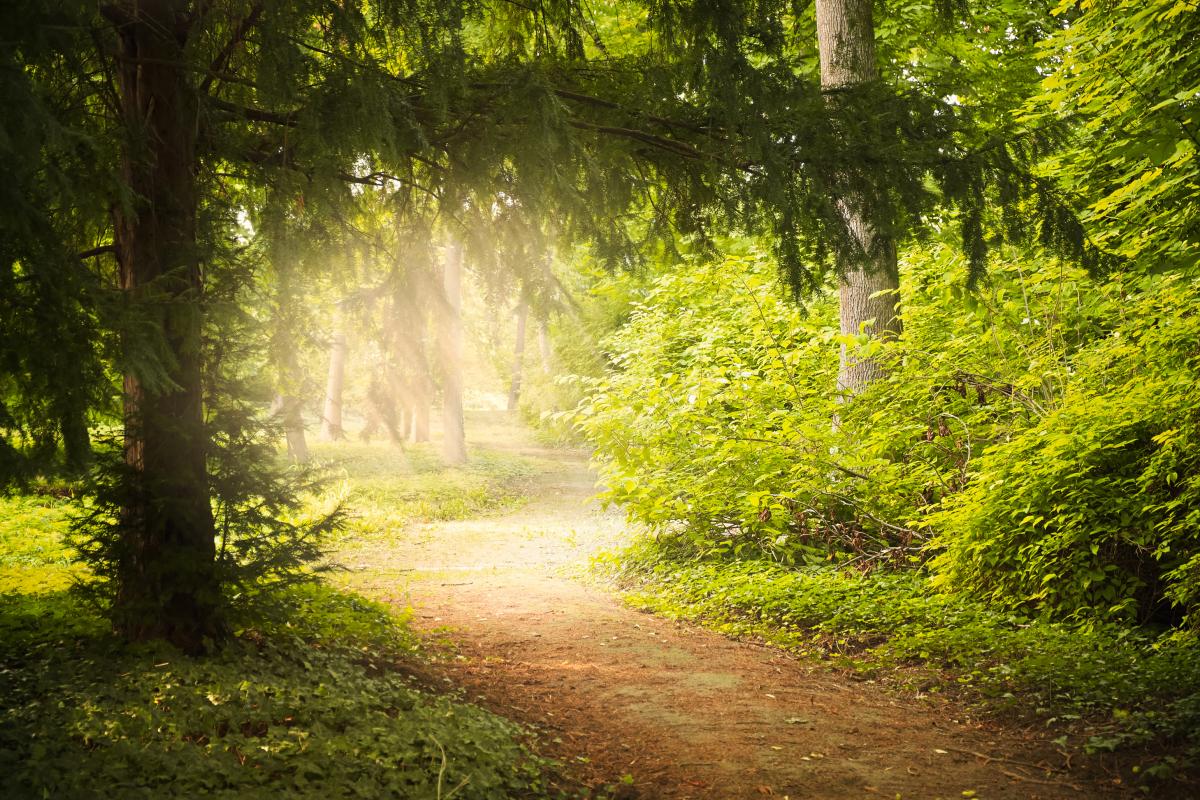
[79,245,119,259]
[209,96,297,126]
[200,3,265,94]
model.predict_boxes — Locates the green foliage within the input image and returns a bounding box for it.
[67,423,343,632]
[0,587,548,800]
[1031,0,1200,274]
[596,541,1200,745]
[576,243,1200,624]
[932,274,1200,624]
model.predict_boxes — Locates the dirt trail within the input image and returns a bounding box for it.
[342,424,1105,800]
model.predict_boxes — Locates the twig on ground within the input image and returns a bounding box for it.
[942,747,1066,773]
[999,769,1081,791]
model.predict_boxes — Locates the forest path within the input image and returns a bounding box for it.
[338,417,1086,800]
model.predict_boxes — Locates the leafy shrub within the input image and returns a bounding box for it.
[574,243,1200,623]
[932,275,1200,624]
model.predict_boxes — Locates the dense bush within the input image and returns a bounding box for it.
[574,244,1200,624]
[932,281,1200,623]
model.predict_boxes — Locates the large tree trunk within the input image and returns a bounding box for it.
[816,0,903,396]
[507,296,528,412]
[320,329,347,441]
[109,0,220,653]
[440,238,467,464]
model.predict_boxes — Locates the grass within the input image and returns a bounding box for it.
[0,494,77,594]
[310,435,543,544]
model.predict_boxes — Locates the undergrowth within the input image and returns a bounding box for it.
[592,537,1200,757]
[0,584,552,799]
[0,440,565,800]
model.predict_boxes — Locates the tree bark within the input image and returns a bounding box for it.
[507,296,529,412]
[816,0,903,396]
[109,0,220,653]
[440,237,467,464]
[320,329,347,441]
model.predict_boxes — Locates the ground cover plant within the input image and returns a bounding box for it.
[0,443,555,800]
[0,584,550,800]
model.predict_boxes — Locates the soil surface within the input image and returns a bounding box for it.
[338,420,1134,800]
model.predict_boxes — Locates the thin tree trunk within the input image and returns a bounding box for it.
[537,317,554,375]
[441,237,467,464]
[816,0,902,396]
[409,310,431,443]
[108,0,220,653]
[410,400,430,442]
[507,296,529,412]
[320,330,347,441]
[271,394,310,462]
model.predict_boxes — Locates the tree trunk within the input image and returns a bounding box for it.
[409,310,431,443]
[441,237,467,464]
[109,0,220,653]
[816,0,903,396]
[507,296,528,412]
[537,317,554,375]
[410,399,430,442]
[270,394,310,462]
[320,330,347,441]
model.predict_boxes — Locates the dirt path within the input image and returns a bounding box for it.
[340,425,1111,800]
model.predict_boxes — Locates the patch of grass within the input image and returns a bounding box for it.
[0,585,553,800]
[310,441,541,541]
[591,537,1200,757]
[0,494,78,594]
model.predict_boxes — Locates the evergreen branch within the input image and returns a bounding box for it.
[237,147,439,199]
[467,82,725,140]
[553,89,724,139]
[568,120,701,159]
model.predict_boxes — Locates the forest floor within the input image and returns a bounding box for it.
[333,413,1139,800]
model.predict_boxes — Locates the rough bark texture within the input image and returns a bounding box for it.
[441,238,468,464]
[109,0,221,653]
[320,330,347,441]
[816,0,903,396]
[507,297,529,412]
